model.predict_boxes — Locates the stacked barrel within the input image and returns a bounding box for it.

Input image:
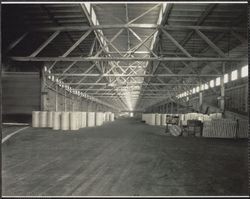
[31,111,115,130]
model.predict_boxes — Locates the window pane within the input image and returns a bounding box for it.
[215,77,220,86]
[241,65,248,77]
[196,86,199,92]
[193,88,196,93]
[231,70,238,81]
[224,74,228,83]
[210,80,214,88]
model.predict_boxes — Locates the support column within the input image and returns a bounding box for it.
[220,62,225,112]
[55,85,58,111]
[40,67,47,111]
[64,89,66,111]
[72,95,75,111]
[199,84,203,112]
[245,84,248,113]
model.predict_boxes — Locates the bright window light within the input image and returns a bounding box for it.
[241,65,248,77]
[201,84,204,91]
[196,86,199,92]
[224,74,228,83]
[44,66,47,71]
[210,80,214,88]
[193,88,196,94]
[205,84,209,90]
[215,77,220,86]
[231,70,238,81]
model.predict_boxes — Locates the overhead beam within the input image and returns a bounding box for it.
[195,29,226,57]
[27,24,246,32]
[29,31,60,57]
[48,73,220,77]
[6,32,28,52]
[161,28,192,57]
[11,56,247,62]
[64,83,200,86]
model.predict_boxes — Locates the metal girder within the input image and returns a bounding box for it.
[64,82,200,86]
[231,30,248,45]
[27,24,246,32]
[47,29,92,71]
[175,4,217,51]
[195,29,226,57]
[6,32,28,53]
[29,31,60,57]
[11,56,246,62]
[161,28,192,57]
[48,73,220,77]
[128,4,161,24]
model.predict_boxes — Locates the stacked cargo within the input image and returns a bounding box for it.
[31,111,116,131]
[202,119,237,138]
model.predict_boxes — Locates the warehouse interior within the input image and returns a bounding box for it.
[1,2,249,196]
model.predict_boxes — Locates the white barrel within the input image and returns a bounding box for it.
[108,112,112,121]
[61,112,70,130]
[104,112,109,122]
[161,114,166,126]
[81,112,87,128]
[32,111,40,127]
[47,111,53,128]
[142,114,145,121]
[155,114,161,125]
[110,113,115,122]
[70,112,79,130]
[96,112,104,126]
[40,111,47,128]
[148,114,156,125]
[145,114,149,124]
[53,112,61,130]
[87,112,95,127]
[75,112,82,128]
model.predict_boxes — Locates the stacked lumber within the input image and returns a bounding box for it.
[202,119,237,138]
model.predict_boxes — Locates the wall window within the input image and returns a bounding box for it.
[224,74,228,83]
[210,80,214,88]
[241,65,248,77]
[192,88,196,94]
[231,70,238,81]
[215,77,220,86]
[196,86,199,92]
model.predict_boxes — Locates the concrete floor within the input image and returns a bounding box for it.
[2,118,248,196]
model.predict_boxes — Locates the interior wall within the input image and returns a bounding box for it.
[2,72,41,123]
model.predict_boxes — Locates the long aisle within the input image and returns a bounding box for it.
[2,118,248,196]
